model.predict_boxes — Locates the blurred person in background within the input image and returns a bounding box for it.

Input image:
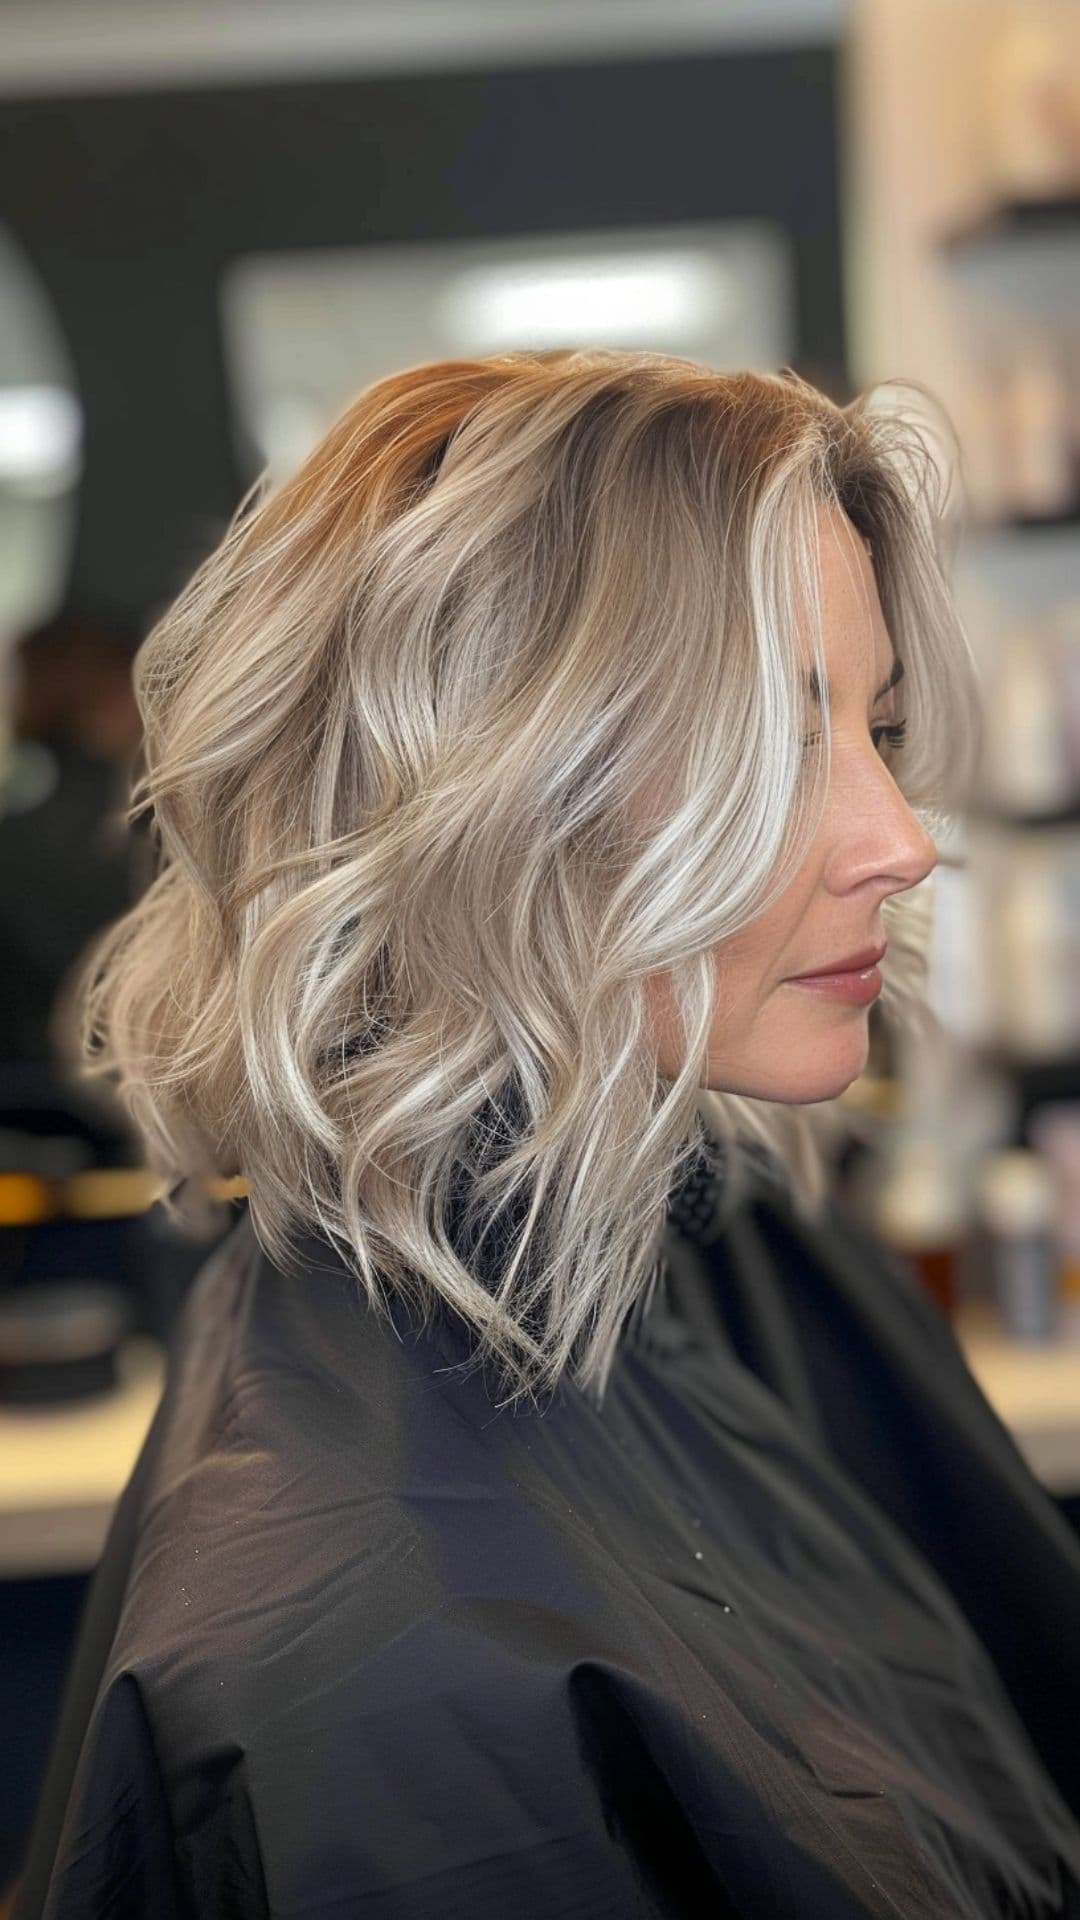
[0,610,147,1073]
[12,352,1080,1920]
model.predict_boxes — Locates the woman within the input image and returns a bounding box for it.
[15,351,1080,1918]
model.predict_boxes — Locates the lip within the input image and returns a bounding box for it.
[783,966,883,1005]
[782,943,886,1007]
[786,943,887,980]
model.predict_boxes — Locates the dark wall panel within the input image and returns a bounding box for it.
[0,47,845,623]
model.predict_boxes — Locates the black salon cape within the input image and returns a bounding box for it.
[14,1157,1080,1919]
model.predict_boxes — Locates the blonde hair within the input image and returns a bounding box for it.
[53,349,981,1410]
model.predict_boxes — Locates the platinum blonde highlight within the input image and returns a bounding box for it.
[53,350,982,1411]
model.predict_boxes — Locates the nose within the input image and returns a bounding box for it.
[826,756,938,899]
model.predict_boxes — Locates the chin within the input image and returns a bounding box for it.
[777,1050,870,1105]
[705,1032,870,1104]
[779,1074,861,1105]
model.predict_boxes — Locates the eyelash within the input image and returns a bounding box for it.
[802,719,908,756]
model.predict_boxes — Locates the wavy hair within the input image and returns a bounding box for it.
[52,349,982,1410]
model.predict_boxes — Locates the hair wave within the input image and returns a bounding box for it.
[53,349,982,1411]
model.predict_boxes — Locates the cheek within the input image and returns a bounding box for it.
[754,863,824,980]
[712,908,802,1002]
[643,882,818,1065]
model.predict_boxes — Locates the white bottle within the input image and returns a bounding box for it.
[1052,597,1080,793]
[981,624,1074,815]
[998,333,1076,521]
[992,833,1080,1058]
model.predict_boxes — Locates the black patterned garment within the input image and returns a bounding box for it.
[14,1125,1080,1919]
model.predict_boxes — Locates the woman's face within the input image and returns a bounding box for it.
[645,501,938,1103]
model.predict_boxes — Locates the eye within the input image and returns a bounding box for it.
[870,719,908,755]
[800,719,909,757]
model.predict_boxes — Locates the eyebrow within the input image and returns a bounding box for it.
[803,656,905,707]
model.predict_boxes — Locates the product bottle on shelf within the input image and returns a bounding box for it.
[874,1138,969,1322]
[979,621,1076,817]
[975,1146,1061,1342]
[997,332,1077,522]
[1055,596,1080,793]
[982,831,1080,1059]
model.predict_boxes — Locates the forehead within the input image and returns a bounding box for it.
[808,504,896,692]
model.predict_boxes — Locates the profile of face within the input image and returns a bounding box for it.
[644,502,938,1104]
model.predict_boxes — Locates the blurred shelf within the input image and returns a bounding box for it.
[955,519,1080,610]
[967,799,1080,832]
[965,504,1080,540]
[992,504,1080,536]
[939,194,1080,256]
[955,1299,1080,1493]
[0,1335,165,1578]
[937,194,1080,320]
[0,1167,249,1228]
[973,1051,1080,1113]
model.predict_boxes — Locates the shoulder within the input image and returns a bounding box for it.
[66,1232,648,1915]
[115,1211,443,1636]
